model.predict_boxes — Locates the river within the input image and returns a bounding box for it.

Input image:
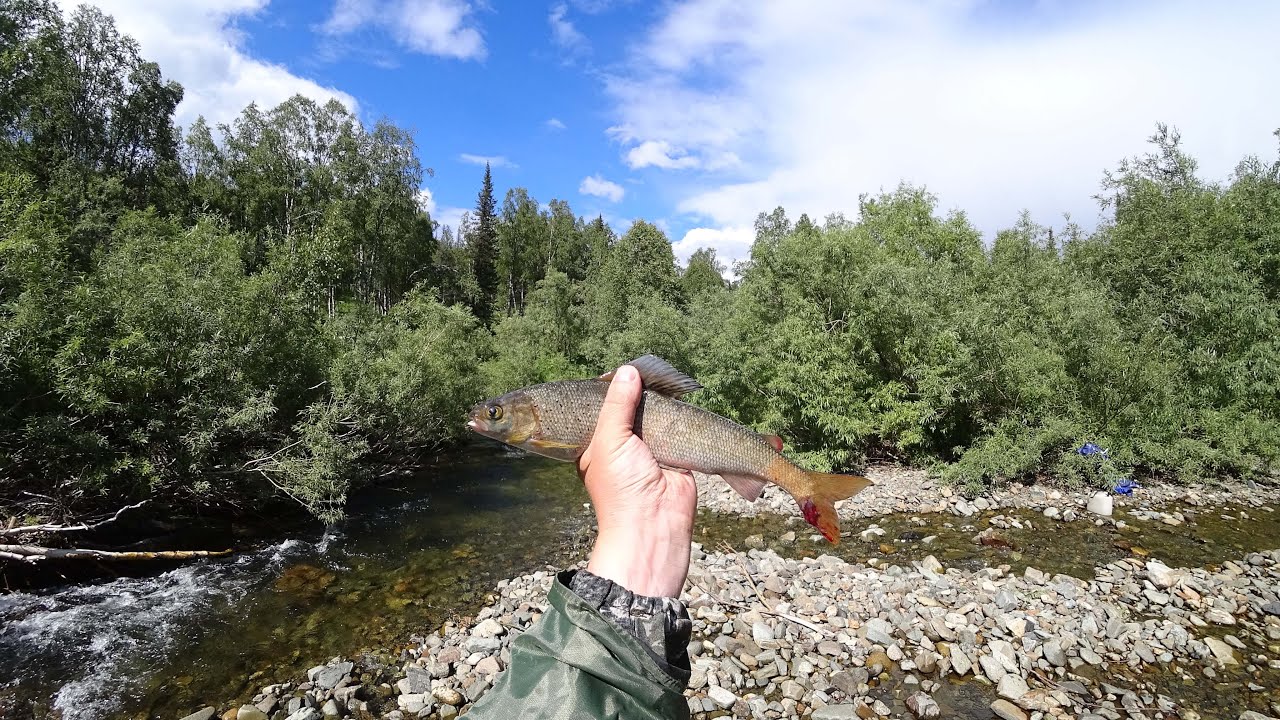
[0,447,592,719]
[2,450,1279,719]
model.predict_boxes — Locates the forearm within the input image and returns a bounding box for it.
[464,571,691,720]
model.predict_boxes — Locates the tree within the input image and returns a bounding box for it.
[469,162,499,324]
[681,247,728,299]
[495,187,546,315]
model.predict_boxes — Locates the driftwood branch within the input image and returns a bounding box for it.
[0,544,233,563]
[1,500,150,537]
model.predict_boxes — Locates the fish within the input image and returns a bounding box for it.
[466,355,873,543]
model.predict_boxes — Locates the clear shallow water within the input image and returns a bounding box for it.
[3,457,1279,720]
[0,448,592,719]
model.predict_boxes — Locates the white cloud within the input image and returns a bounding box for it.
[321,0,486,60]
[546,117,567,130]
[434,205,470,237]
[415,187,437,214]
[579,174,625,202]
[459,153,516,168]
[549,2,587,52]
[609,1,1280,239]
[623,140,700,170]
[79,0,356,128]
[673,225,753,280]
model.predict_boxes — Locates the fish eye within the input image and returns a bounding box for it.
[487,405,503,420]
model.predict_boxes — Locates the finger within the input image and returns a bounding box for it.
[593,364,642,446]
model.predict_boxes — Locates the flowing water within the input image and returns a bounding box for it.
[2,450,1279,720]
[0,448,591,720]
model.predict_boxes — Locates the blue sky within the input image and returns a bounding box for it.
[83,1,1280,269]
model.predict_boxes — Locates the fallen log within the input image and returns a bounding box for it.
[0,544,233,563]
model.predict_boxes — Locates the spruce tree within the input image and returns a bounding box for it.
[469,162,498,323]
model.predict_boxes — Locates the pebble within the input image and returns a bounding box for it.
[991,699,1030,720]
[707,685,738,709]
[204,470,1280,720]
[906,691,941,718]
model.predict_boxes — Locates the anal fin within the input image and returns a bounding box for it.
[722,474,769,502]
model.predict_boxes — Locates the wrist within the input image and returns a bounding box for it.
[587,523,691,598]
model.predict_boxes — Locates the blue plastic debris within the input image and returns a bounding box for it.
[1078,442,1108,458]
[1113,478,1140,495]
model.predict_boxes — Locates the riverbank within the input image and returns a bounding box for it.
[695,465,1280,527]
[193,543,1280,720]
[181,471,1280,720]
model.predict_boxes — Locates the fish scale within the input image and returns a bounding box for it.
[468,356,873,543]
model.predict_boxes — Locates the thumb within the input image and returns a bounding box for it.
[594,364,642,446]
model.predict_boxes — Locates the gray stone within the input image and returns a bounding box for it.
[752,621,774,645]
[313,662,353,690]
[466,635,502,654]
[991,699,1030,720]
[1261,602,1280,617]
[179,709,216,720]
[707,685,738,709]
[285,710,322,720]
[473,618,505,638]
[333,686,359,705]
[950,649,972,676]
[780,680,805,701]
[830,669,867,695]
[811,706,861,720]
[997,674,1029,701]
[865,617,895,645]
[397,693,431,715]
[1238,713,1280,720]
[1204,636,1239,665]
[906,691,941,718]
[1206,608,1237,625]
[1146,560,1178,589]
[979,654,1007,682]
[1043,639,1066,667]
[404,665,432,693]
[237,705,268,720]
[989,640,1018,672]
[319,699,340,717]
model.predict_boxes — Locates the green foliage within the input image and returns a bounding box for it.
[328,291,488,452]
[3,0,1278,525]
[469,163,499,324]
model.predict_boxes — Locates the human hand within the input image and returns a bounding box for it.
[577,364,697,598]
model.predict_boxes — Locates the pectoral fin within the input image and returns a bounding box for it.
[599,355,703,398]
[525,438,586,461]
[760,434,784,452]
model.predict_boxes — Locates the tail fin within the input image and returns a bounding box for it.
[797,472,874,544]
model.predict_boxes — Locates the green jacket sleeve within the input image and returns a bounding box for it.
[465,571,691,720]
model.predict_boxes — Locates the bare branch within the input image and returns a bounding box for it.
[0,500,150,537]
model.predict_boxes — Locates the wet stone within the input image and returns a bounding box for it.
[990,699,1029,720]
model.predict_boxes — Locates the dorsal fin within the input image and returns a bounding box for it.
[599,354,702,398]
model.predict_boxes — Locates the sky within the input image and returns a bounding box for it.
[79,0,1280,270]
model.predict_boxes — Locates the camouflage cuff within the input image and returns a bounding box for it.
[566,569,693,684]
